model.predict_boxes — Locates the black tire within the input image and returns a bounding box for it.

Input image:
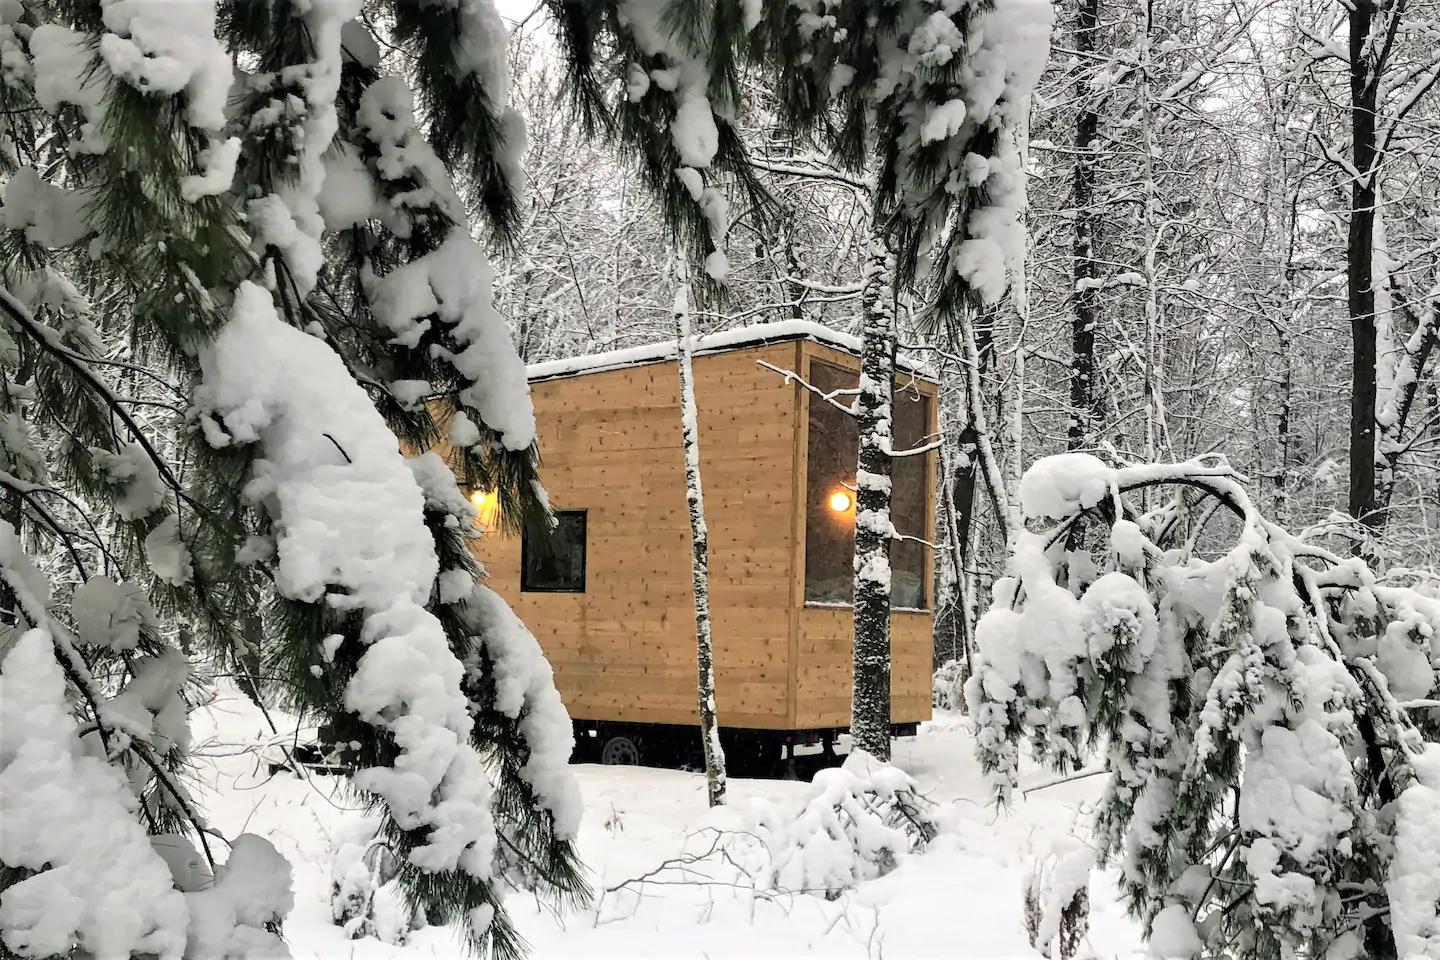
[600,734,642,766]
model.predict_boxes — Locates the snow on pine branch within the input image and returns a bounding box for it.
[248,0,361,293]
[459,583,583,840]
[967,452,1440,957]
[195,282,497,876]
[1,525,295,960]
[936,0,1054,306]
[1,628,191,959]
[365,231,535,451]
[616,0,731,280]
[354,76,536,452]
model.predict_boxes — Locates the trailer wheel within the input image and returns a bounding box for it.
[600,734,642,766]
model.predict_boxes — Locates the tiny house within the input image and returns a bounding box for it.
[447,322,936,772]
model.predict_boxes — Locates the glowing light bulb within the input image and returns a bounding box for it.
[470,490,489,509]
[828,490,853,513]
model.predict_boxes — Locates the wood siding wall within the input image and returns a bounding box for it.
[476,342,802,729]
[437,339,935,732]
[793,341,935,728]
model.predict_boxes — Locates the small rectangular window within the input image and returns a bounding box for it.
[522,510,587,593]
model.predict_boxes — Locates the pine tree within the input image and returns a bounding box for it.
[968,452,1440,958]
[0,2,585,958]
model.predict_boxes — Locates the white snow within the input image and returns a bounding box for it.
[1,168,90,247]
[526,319,934,383]
[0,520,48,625]
[195,281,497,877]
[364,231,536,451]
[919,99,967,144]
[183,834,294,959]
[439,568,475,605]
[1031,837,1096,952]
[184,690,1145,960]
[316,144,381,230]
[29,25,109,153]
[0,629,190,960]
[89,441,167,520]
[340,17,381,68]
[675,166,704,202]
[460,583,584,839]
[246,0,359,294]
[447,410,482,448]
[1017,452,1115,520]
[197,283,437,608]
[1388,745,1440,957]
[180,136,242,202]
[1147,904,1201,958]
[97,0,233,131]
[740,0,763,31]
[1079,571,1157,669]
[355,76,467,229]
[759,751,932,898]
[616,0,718,169]
[144,514,195,586]
[70,576,157,652]
[107,647,192,759]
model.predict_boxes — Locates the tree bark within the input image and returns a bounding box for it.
[1070,0,1101,451]
[1348,0,1379,535]
[850,235,897,762]
[674,263,726,806]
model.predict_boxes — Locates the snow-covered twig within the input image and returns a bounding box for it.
[757,360,859,414]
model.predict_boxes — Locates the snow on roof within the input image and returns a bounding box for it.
[525,320,936,384]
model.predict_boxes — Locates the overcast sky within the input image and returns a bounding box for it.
[497,0,538,23]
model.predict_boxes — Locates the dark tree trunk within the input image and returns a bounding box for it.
[947,422,979,673]
[1274,344,1293,527]
[1348,0,1379,535]
[1070,0,1101,451]
[850,236,897,762]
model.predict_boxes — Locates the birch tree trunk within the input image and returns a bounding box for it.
[674,263,726,806]
[850,235,898,762]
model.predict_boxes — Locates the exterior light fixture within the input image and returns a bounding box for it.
[828,489,854,513]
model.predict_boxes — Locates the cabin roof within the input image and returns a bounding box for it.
[524,319,937,384]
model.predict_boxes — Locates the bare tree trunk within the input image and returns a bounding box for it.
[1070,0,1101,452]
[1348,0,1379,538]
[674,262,726,806]
[850,235,897,762]
[961,305,1019,548]
[1137,0,1169,470]
[931,359,977,679]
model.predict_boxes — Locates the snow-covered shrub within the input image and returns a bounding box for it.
[1023,837,1094,960]
[758,751,937,899]
[932,658,967,712]
[969,453,1440,958]
[329,823,424,946]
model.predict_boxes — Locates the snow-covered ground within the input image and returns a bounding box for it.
[189,684,1145,959]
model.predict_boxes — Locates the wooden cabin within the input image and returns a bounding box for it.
[449,323,936,771]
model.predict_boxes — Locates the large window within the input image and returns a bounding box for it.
[804,361,931,609]
[522,510,587,593]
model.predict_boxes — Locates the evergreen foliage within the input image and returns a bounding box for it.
[541,0,1048,323]
[0,2,584,958]
[968,453,1440,958]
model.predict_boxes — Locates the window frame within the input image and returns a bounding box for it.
[800,358,934,613]
[521,509,588,594]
